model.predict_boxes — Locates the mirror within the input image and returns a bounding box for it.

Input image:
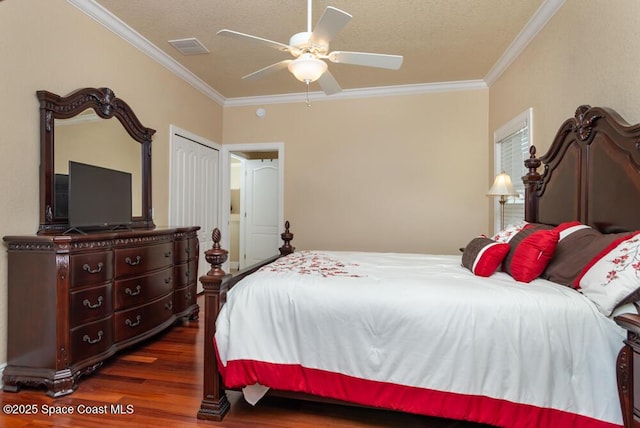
[38,87,155,234]
[54,112,142,217]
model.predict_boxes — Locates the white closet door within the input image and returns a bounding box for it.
[170,130,220,292]
[171,135,199,226]
[196,143,219,280]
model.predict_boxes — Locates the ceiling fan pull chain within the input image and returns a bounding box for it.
[305,82,312,107]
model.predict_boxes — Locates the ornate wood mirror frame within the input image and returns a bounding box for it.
[37,87,156,234]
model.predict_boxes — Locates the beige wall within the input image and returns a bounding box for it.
[0,1,222,365]
[489,0,640,193]
[223,90,490,254]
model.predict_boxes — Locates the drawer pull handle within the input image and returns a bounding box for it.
[125,315,142,327]
[83,296,104,309]
[185,270,190,278]
[164,276,172,284]
[125,285,142,296]
[165,301,173,311]
[83,330,103,345]
[164,251,172,258]
[82,262,103,274]
[125,256,142,266]
[185,292,192,300]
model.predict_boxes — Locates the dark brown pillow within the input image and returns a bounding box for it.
[542,226,633,287]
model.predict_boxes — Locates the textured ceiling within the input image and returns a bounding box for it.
[93,0,545,99]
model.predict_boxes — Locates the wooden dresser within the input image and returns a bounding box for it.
[2,226,199,397]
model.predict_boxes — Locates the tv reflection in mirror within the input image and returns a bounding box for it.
[66,161,132,234]
[54,173,69,218]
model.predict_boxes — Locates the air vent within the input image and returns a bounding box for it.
[168,38,209,55]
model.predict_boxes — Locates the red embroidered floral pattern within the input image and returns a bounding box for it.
[259,251,363,278]
[602,236,640,286]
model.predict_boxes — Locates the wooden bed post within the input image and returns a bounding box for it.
[197,222,295,421]
[197,228,231,421]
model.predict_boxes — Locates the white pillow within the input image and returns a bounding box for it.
[576,233,640,316]
[492,221,528,243]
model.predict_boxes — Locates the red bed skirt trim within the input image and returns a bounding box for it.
[216,354,621,428]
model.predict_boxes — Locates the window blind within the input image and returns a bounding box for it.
[494,108,532,231]
[498,126,528,226]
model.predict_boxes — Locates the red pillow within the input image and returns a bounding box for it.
[509,230,559,283]
[501,223,554,274]
[462,237,511,277]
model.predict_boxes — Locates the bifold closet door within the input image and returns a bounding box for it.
[170,132,220,293]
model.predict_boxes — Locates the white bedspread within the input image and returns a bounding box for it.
[214,251,625,428]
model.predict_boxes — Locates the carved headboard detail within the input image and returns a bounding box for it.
[524,105,640,233]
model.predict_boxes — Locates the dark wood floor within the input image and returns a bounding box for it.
[0,295,490,427]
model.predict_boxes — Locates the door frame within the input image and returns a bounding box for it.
[220,142,284,270]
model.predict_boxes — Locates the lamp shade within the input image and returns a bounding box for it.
[288,53,328,83]
[487,171,518,196]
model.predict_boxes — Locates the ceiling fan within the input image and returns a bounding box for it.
[217,0,403,96]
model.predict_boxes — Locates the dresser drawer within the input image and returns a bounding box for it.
[114,266,173,310]
[175,237,198,264]
[69,316,113,364]
[113,293,174,343]
[115,242,173,277]
[174,283,197,314]
[69,283,113,327]
[70,251,114,288]
[174,259,197,287]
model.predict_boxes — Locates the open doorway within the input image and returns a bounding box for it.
[221,143,284,272]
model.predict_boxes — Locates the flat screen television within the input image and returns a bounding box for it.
[68,161,132,231]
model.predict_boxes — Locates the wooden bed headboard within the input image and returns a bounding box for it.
[524,105,640,233]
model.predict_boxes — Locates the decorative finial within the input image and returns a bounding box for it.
[212,228,222,248]
[279,221,295,256]
[523,145,542,189]
[204,228,227,277]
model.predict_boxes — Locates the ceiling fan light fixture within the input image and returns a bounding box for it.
[288,53,327,83]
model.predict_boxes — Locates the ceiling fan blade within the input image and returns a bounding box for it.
[310,7,352,46]
[328,51,403,70]
[217,29,291,52]
[317,70,342,95]
[242,60,292,81]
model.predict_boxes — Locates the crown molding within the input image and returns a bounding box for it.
[68,0,563,108]
[223,80,488,107]
[66,0,225,105]
[483,0,565,85]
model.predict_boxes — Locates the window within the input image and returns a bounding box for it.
[493,108,532,232]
